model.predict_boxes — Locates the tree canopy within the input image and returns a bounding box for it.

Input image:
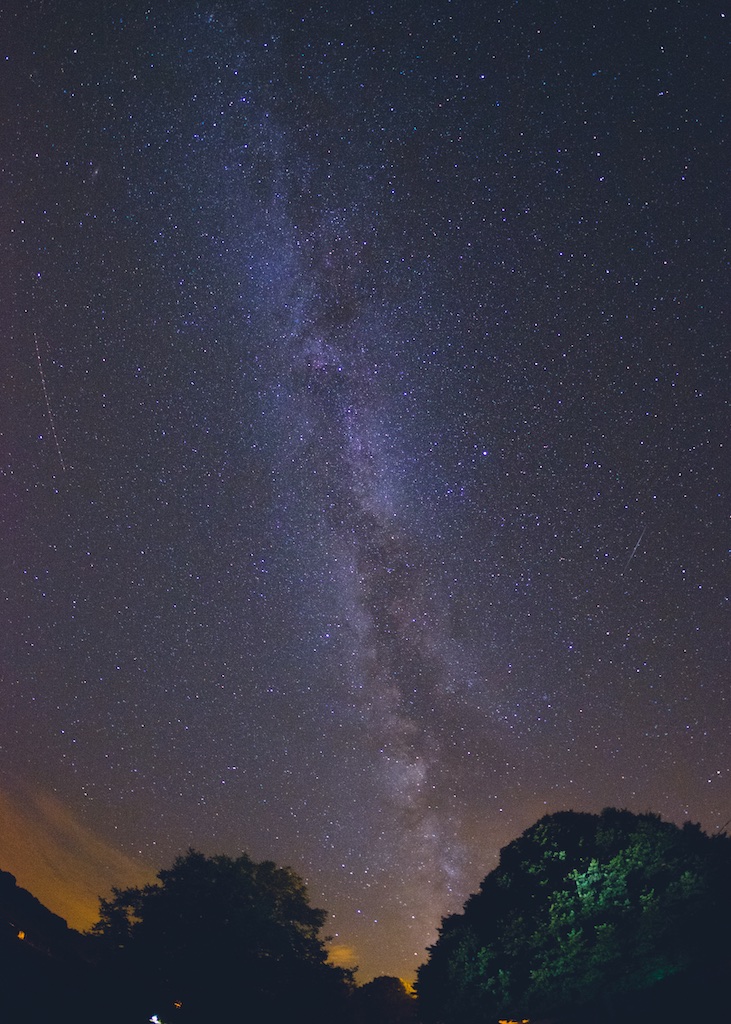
[353,975,418,1024]
[417,808,731,1023]
[92,848,353,1023]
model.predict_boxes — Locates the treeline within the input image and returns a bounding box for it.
[3,809,731,1023]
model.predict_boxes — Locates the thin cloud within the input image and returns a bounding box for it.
[0,786,153,931]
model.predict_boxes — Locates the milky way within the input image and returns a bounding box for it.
[3,0,728,980]
[249,181,479,948]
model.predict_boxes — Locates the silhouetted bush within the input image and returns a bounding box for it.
[354,975,418,1024]
[91,848,354,1023]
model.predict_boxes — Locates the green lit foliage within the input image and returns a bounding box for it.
[92,849,353,1024]
[417,809,731,1024]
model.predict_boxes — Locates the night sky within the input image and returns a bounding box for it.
[2,0,728,981]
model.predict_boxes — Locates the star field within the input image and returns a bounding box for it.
[2,0,728,980]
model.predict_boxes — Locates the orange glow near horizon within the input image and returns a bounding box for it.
[0,786,154,931]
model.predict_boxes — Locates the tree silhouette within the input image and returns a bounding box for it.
[354,975,418,1024]
[92,848,353,1023]
[417,809,731,1024]
[0,868,98,1023]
